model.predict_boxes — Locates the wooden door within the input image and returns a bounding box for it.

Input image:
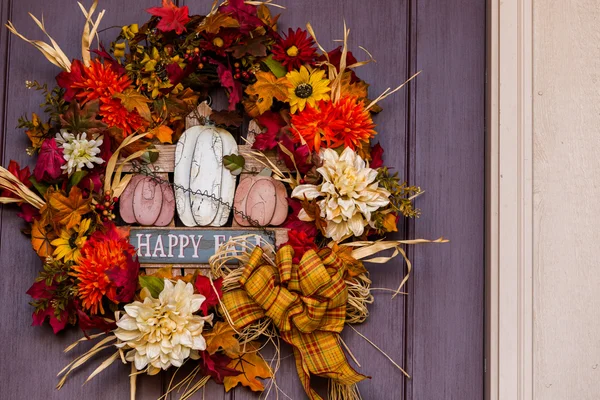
[0,1,484,399]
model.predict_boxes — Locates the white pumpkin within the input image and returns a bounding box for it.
[174,125,239,226]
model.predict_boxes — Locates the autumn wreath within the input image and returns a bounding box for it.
[1,1,445,399]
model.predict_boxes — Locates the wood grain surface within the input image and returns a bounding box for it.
[0,1,484,399]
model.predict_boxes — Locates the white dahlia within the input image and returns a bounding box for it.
[55,131,104,175]
[114,279,213,375]
[292,147,391,241]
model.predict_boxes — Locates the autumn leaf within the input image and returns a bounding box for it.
[48,186,92,230]
[382,212,399,233]
[229,35,269,58]
[146,125,174,143]
[223,342,272,392]
[339,72,369,100]
[331,243,367,278]
[197,12,240,34]
[257,3,279,29]
[31,219,56,258]
[210,110,243,127]
[146,0,190,35]
[114,88,153,122]
[194,275,222,315]
[59,100,107,135]
[149,266,173,279]
[245,72,291,115]
[205,321,241,357]
[33,138,65,182]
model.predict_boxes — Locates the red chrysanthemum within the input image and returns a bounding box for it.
[290,96,376,152]
[71,60,148,135]
[71,224,136,314]
[272,28,318,71]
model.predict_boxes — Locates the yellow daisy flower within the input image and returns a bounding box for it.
[286,66,331,113]
[51,218,92,262]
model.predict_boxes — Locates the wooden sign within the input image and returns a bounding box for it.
[129,227,279,264]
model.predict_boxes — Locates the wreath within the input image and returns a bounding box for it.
[2,1,445,399]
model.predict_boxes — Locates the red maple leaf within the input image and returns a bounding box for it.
[199,351,241,384]
[76,307,117,338]
[17,203,39,223]
[252,111,285,151]
[195,275,223,316]
[147,0,190,35]
[277,133,312,174]
[27,280,70,334]
[56,59,84,102]
[107,252,140,303]
[219,0,263,33]
[370,142,384,168]
[2,160,32,198]
[33,138,65,182]
[216,63,242,111]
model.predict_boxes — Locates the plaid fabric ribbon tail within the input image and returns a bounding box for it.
[222,245,368,400]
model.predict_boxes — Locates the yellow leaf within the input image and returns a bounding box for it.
[31,219,56,258]
[197,13,240,34]
[223,342,271,393]
[205,321,241,357]
[114,88,152,122]
[48,187,92,231]
[149,266,173,279]
[245,72,291,115]
[382,213,398,233]
[146,125,173,143]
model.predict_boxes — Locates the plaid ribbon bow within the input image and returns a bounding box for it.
[222,245,367,399]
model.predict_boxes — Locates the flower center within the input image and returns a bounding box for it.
[286,45,299,57]
[212,37,224,48]
[295,83,313,99]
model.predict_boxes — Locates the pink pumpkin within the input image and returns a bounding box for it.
[119,174,175,226]
[233,176,288,227]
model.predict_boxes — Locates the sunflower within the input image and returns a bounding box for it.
[291,95,376,152]
[272,28,318,71]
[286,66,330,113]
[71,223,136,314]
[51,218,92,262]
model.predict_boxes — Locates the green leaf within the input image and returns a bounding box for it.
[139,275,165,298]
[59,100,107,135]
[223,154,245,176]
[29,176,49,196]
[262,56,286,78]
[68,171,88,190]
[141,145,160,164]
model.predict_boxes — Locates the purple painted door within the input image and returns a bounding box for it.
[0,1,484,399]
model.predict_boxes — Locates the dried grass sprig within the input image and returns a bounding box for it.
[6,16,71,71]
[78,0,106,67]
[0,166,45,209]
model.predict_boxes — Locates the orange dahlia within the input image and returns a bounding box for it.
[71,60,148,135]
[290,96,376,152]
[71,224,135,314]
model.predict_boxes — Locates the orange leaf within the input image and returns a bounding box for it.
[31,219,56,258]
[223,342,271,392]
[149,266,173,279]
[197,12,240,34]
[146,125,173,143]
[48,187,92,230]
[382,213,398,233]
[114,88,152,122]
[245,72,291,115]
[339,72,369,100]
[205,321,241,357]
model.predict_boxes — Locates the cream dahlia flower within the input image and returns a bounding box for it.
[55,131,104,175]
[114,279,213,374]
[292,147,391,241]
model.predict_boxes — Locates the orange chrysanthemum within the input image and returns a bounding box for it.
[71,224,135,314]
[290,96,376,152]
[71,60,147,135]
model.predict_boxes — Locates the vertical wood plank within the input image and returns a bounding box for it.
[405,0,485,399]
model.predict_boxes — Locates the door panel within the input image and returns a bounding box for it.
[0,1,484,399]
